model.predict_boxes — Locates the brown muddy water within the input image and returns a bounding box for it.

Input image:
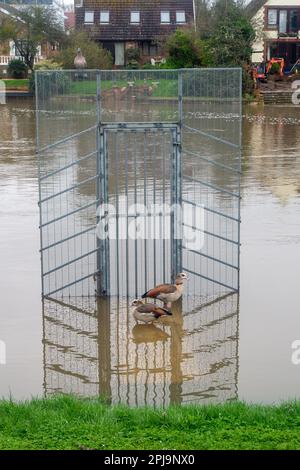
[0,99,300,405]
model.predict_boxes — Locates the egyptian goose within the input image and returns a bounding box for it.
[142,272,188,308]
[131,299,172,324]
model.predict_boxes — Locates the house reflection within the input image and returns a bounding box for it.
[43,292,239,406]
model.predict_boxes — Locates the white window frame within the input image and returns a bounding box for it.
[176,11,186,24]
[100,10,110,24]
[268,9,277,26]
[161,11,170,24]
[84,11,94,24]
[279,10,287,34]
[131,11,140,24]
[9,40,16,57]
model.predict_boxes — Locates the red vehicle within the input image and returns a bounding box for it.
[253,62,267,82]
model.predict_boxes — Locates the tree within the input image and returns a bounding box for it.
[56,31,113,70]
[194,0,213,39]
[0,6,64,72]
[206,0,256,93]
[209,0,255,67]
[164,1,255,93]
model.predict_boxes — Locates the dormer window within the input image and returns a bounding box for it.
[84,11,94,24]
[161,11,170,24]
[100,11,110,24]
[176,11,186,23]
[131,11,140,24]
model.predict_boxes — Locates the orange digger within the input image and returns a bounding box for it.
[266,57,285,78]
[253,57,285,83]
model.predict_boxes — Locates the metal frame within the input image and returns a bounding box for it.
[97,122,182,296]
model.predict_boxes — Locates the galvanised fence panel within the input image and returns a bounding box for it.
[36,69,242,305]
[37,68,242,404]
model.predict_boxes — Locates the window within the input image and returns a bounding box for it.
[290,10,298,33]
[75,0,83,7]
[279,10,287,34]
[268,9,277,26]
[100,11,110,24]
[131,11,140,24]
[161,11,170,24]
[176,11,186,23]
[84,11,94,24]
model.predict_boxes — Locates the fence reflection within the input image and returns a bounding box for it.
[43,293,239,406]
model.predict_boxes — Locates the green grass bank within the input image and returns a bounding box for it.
[0,396,300,450]
[2,79,29,90]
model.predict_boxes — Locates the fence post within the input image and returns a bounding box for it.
[96,71,110,296]
[177,70,183,274]
[171,71,183,281]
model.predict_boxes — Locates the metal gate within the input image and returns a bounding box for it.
[97,122,181,297]
[36,69,241,305]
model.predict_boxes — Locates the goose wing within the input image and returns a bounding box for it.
[142,284,176,298]
[137,304,172,317]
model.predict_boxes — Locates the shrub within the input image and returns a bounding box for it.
[165,29,202,69]
[56,31,113,70]
[7,59,28,79]
[125,47,141,64]
[34,59,63,71]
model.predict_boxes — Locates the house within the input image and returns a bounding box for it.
[75,0,196,66]
[0,2,46,74]
[0,1,65,75]
[0,3,26,73]
[248,0,300,67]
[1,1,58,8]
[65,10,75,32]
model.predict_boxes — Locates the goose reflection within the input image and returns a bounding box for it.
[131,324,170,344]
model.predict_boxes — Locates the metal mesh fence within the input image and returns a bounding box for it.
[181,68,242,301]
[36,68,242,304]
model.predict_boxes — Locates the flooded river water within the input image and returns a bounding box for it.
[0,98,299,405]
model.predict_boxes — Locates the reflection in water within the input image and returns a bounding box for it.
[243,107,300,203]
[132,324,170,343]
[43,293,239,406]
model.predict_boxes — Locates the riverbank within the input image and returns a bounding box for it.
[0,396,299,450]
